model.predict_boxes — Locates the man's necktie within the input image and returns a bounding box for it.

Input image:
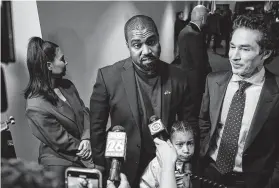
[216,81,252,174]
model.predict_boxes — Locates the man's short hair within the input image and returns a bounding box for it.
[233,15,275,53]
[124,15,159,42]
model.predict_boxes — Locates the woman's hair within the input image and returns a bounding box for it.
[170,120,197,141]
[24,37,59,105]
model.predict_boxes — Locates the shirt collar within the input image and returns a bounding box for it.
[190,21,201,31]
[231,67,265,86]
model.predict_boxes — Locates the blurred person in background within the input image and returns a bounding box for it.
[1,158,60,188]
[220,8,233,58]
[174,11,187,57]
[178,5,212,118]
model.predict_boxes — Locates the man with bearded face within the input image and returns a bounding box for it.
[90,15,196,187]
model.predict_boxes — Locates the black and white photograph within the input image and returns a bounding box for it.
[1,1,279,188]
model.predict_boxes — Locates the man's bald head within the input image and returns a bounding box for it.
[191,5,208,23]
[124,15,159,42]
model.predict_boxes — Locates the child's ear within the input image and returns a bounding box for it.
[47,62,53,71]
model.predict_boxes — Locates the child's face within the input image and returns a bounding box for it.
[171,131,195,162]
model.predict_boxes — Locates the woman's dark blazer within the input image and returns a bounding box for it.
[26,79,90,166]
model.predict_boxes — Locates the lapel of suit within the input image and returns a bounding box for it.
[210,72,232,136]
[189,22,201,33]
[57,85,81,132]
[159,62,172,127]
[244,71,279,151]
[121,58,140,128]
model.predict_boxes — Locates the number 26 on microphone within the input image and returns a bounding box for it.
[105,132,127,158]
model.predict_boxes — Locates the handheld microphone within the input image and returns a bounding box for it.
[148,115,169,141]
[1,116,15,132]
[105,125,127,187]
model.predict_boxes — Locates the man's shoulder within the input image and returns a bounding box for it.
[179,24,200,41]
[208,70,229,77]
[266,69,279,87]
[162,63,190,85]
[98,57,132,77]
[206,70,232,83]
[99,58,129,72]
[179,24,193,35]
[166,63,187,77]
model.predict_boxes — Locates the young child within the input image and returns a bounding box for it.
[140,120,196,188]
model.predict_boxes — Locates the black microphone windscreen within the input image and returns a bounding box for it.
[112,125,125,132]
[149,115,158,123]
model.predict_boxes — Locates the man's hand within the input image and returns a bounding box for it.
[154,138,177,168]
[107,173,130,188]
[76,140,92,159]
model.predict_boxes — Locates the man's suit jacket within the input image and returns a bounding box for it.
[178,22,211,73]
[207,13,221,35]
[90,57,196,186]
[26,79,90,166]
[178,22,212,117]
[199,70,279,188]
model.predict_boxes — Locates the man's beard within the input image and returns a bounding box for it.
[139,61,157,72]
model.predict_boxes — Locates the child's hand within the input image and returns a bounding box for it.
[154,138,177,168]
[175,173,191,188]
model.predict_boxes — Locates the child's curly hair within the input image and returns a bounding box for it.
[170,120,197,141]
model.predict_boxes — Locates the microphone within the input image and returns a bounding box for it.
[1,116,15,132]
[105,125,127,187]
[148,115,169,141]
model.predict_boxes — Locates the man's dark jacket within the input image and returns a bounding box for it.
[90,57,197,186]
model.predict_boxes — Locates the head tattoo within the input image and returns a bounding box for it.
[124,15,159,42]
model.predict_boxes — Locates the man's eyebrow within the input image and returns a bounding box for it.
[240,44,252,48]
[146,35,157,41]
[230,42,252,48]
[130,39,141,43]
[175,141,185,143]
[147,35,156,39]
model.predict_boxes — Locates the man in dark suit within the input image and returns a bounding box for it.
[90,15,196,187]
[174,11,187,57]
[206,8,222,53]
[220,8,233,58]
[199,15,279,188]
[178,5,212,118]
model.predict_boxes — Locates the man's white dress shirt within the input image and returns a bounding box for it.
[210,68,265,172]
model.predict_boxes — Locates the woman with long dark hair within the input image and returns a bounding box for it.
[24,37,93,185]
